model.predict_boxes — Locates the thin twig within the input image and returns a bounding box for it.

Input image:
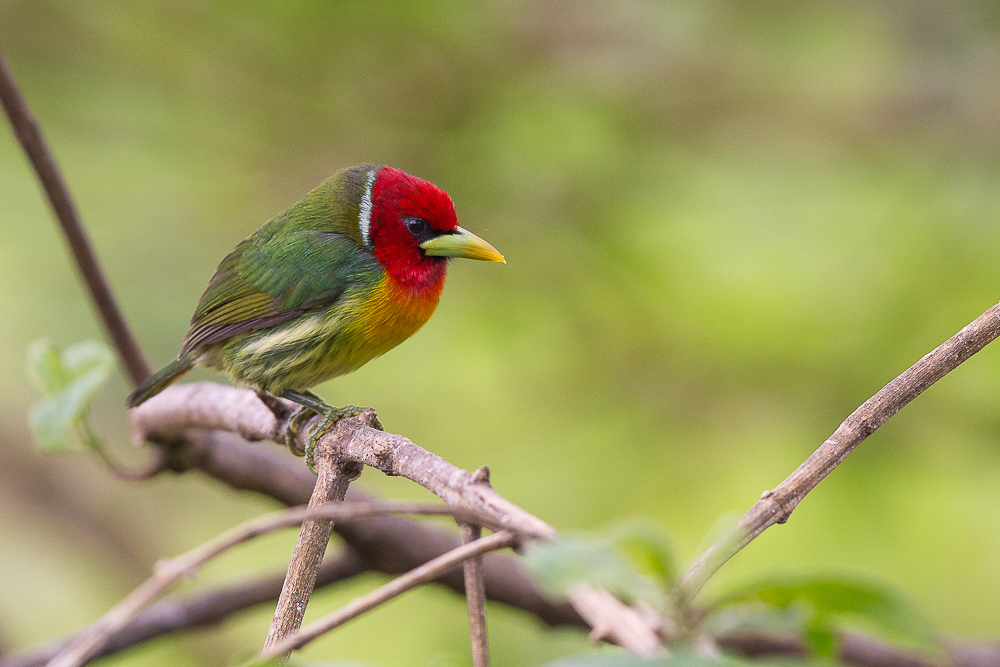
[568,584,665,658]
[45,500,456,667]
[0,46,151,386]
[678,301,1000,602]
[2,550,368,667]
[262,433,362,663]
[256,531,516,663]
[462,523,490,667]
[461,465,491,667]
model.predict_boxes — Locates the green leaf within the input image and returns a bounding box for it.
[26,338,68,395]
[803,615,837,660]
[609,519,679,589]
[26,339,114,453]
[711,575,938,653]
[524,535,662,605]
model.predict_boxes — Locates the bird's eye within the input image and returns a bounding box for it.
[405,218,428,237]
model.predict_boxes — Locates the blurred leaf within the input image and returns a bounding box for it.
[711,575,938,654]
[26,339,113,453]
[803,616,837,660]
[26,338,67,395]
[609,519,679,589]
[708,603,809,639]
[524,535,662,606]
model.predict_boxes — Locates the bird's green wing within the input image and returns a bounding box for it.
[181,229,377,355]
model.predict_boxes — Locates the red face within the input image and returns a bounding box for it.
[369,167,458,295]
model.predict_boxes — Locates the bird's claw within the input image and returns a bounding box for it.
[303,404,383,473]
[283,406,313,456]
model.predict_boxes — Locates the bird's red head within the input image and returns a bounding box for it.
[367,167,458,295]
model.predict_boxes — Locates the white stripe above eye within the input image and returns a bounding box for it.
[358,168,378,249]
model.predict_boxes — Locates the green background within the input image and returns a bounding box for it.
[1,2,999,665]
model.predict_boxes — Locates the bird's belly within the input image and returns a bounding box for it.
[212,277,439,394]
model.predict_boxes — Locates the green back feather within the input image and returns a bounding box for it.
[181,165,384,355]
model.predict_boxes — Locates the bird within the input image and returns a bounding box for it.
[126,164,504,467]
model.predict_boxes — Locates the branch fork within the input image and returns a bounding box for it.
[132,382,662,659]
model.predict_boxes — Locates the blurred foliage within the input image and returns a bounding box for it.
[26,339,113,457]
[710,575,938,659]
[526,522,936,662]
[526,534,668,609]
[2,1,1000,666]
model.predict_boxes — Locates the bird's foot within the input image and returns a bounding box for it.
[283,406,314,456]
[303,405,383,472]
[277,390,383,474]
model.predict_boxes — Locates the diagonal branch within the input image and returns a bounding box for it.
[132,385,662,656]
[0,45,151,386]
[256,531,518,662]
[678,301,1000,602]
[149,429,584,627]
[0,550,368,667]
[131,383,558,540]
[45,501,458,667]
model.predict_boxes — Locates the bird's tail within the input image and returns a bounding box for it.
[125,353,197,408]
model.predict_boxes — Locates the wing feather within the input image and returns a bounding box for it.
[180,229,376,355]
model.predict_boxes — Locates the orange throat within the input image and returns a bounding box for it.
[358,273,443,358]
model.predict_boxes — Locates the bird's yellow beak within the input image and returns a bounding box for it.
[421,226,505,263]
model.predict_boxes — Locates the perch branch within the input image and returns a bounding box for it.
[0,46,151,386]
[462,521,490,667]
[461,465,492,667]
[256,531,516,662]
[679,301,1000,602]
[132,385,665,655]
[45,501,457,667]
[131,383,557,540]
[262,429,362,662]
[149,429,584,627]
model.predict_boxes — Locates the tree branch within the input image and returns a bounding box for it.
[262,435,361,662]
[461,465,493,667]
[0,550,368,667]
[0,45,151,386]
[461,521,490,667]
[45,501,458,667]
[568,584,665,658]
[132,385,664,656]
[153,429,585,628]
[256,531,517,662]
[131,384,557,540]
[679,301,1000,602]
